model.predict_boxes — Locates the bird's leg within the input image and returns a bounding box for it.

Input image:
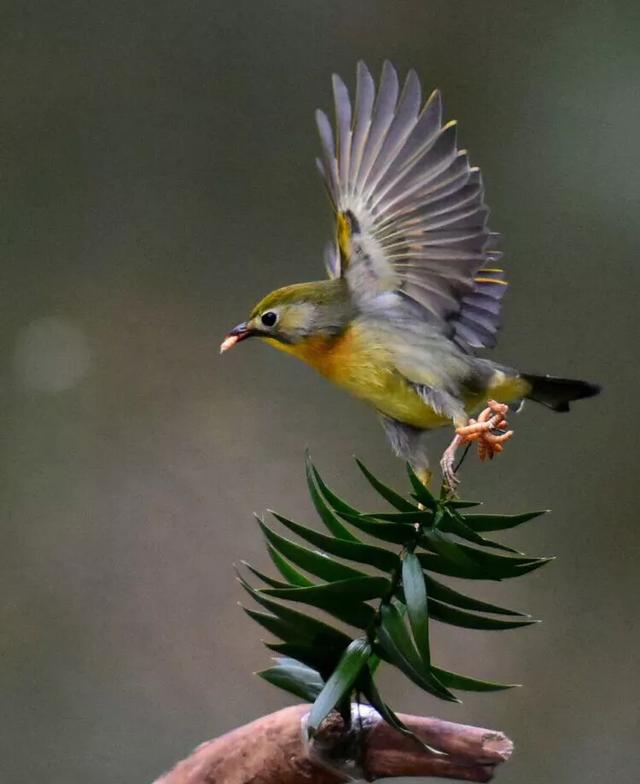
[440,434,464,492]
[440,400,515,490]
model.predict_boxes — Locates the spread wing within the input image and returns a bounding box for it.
[316,61,507,350]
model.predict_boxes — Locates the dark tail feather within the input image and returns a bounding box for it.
[522,374,601,412]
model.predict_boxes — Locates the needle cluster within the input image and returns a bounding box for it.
[239,455,550,747]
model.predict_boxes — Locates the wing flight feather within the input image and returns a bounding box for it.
[315,61,507,349]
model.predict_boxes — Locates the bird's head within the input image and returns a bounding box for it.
[220,279,351,354]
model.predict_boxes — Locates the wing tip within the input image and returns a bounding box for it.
[332,72,348,93]
[315,107,330,127]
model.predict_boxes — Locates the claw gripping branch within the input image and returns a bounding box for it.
[441,401,515,489]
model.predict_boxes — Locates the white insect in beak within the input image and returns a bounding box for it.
[220,335,239,353]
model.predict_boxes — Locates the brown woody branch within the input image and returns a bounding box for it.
[153,704,513,783]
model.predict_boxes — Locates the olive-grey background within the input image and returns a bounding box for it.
[2,2,638,782]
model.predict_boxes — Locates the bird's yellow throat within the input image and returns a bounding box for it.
[263,326,529,429]
[264,327,449,428]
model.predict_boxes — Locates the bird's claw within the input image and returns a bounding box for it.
[440,434,463,493]
[440,400,514,489]
[441,458,460,492]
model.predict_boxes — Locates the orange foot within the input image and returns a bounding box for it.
[440,400,514,491]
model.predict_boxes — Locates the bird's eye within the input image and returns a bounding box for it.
[261,311,278,327]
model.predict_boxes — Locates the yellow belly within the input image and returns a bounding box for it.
[264,328,528,430]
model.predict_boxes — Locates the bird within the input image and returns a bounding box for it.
[220,61,599,488]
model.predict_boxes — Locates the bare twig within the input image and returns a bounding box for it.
[153,704,513,783]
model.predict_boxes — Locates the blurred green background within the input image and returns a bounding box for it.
[2,2,638,782]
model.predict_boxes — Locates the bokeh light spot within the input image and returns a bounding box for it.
[13,316,92,393]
